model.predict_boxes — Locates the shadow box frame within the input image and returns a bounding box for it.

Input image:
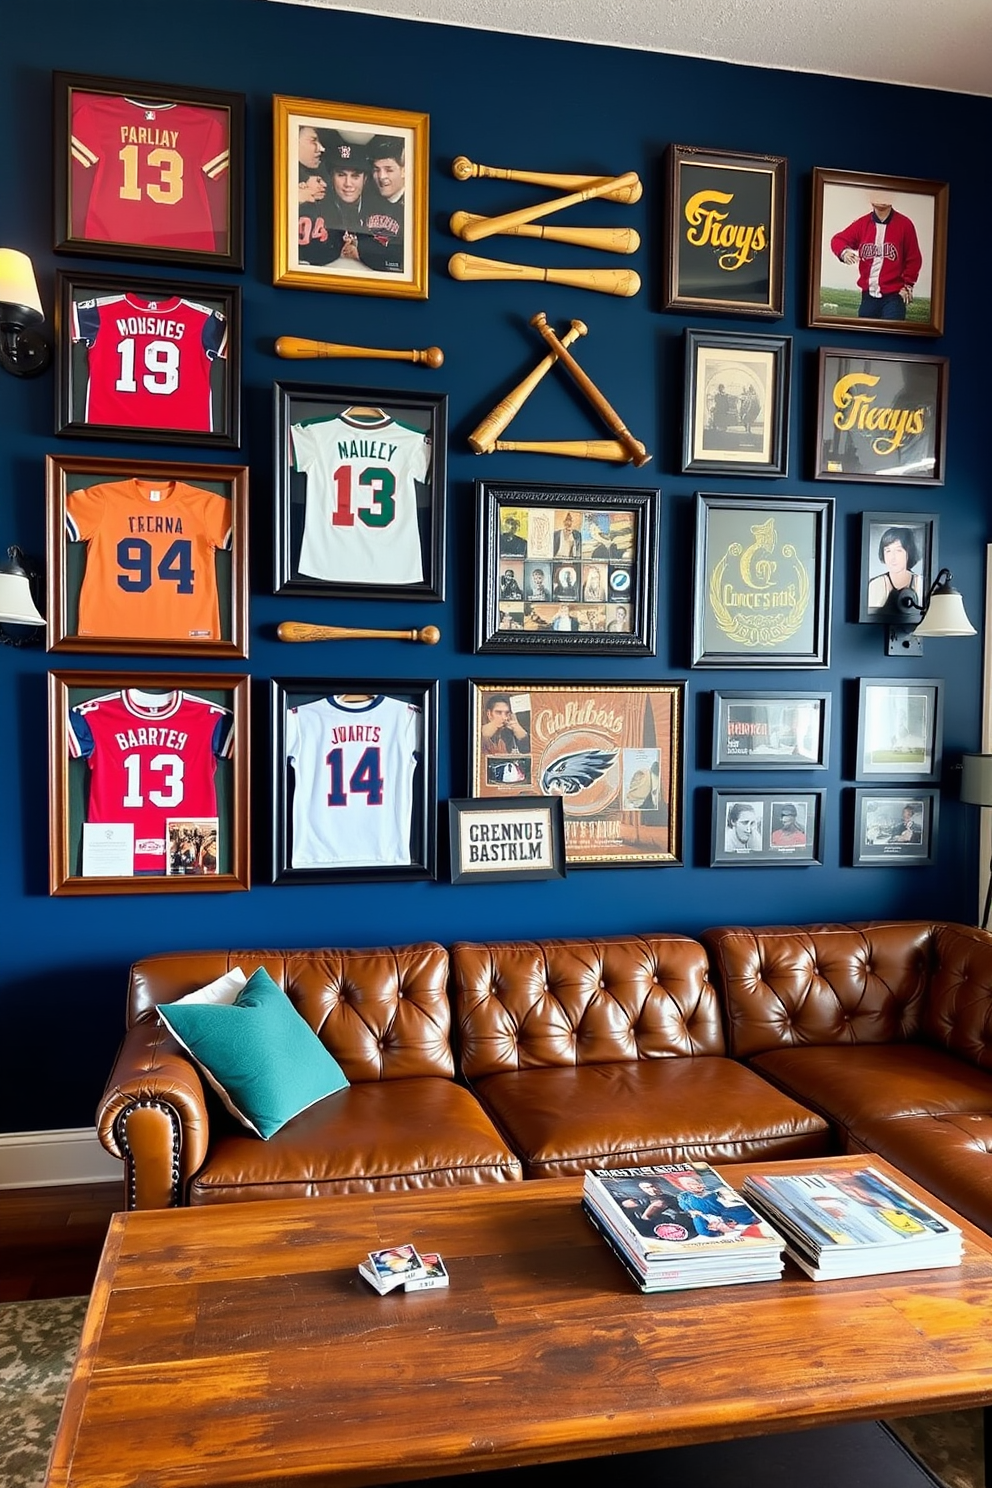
[45,453,249,658]
[712,690,831,771]
[691,493,834,670]
[815,349,948,486]
[854,677,943,784]
[468,679,685,870]
[49,669,250,897]
[474,480,659,655]
[710,788,825,867]
[682,328,791,477]
[271,677,438,886]
[274,381,447,602]
[664,143,786,318]
[53,70,245,270]
[447,796,566,885]
[55,269,241,448]
[808,167,949,337]
[851,787,939,867]
[858,511,938,627]
[273,93,429,300]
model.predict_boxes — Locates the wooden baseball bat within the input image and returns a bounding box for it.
[277,622,441,644]
[467,319,587,454]
[457,172,641,243]
[451,156,642,205]
[275,336,444,368]
[449,254,640,298]
[530,312,651,468]
[450,212,640,255]
[492,439,632,463]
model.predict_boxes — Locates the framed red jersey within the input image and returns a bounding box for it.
[54,71,245,270]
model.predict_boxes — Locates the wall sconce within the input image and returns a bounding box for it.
[960,753,992,930]
[885,568,976,656]
[0,545,45,645]
[0,248,50,377]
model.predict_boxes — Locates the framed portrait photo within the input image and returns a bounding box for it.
[53,71,244,269]
[809,168,948,336]
[710,789,824,867]
[683,328,791,476]
[664,144,786,317]
[49,669,249,896]
[815,349,948,485]
[274,381,446,601]
[854,678,943,783]
[271,678,437,885]
[858,512,937,627]
[56,270,240,447]
[712,691,831,770]
[273,94,428,299]
[475,481,659,654]
[448,797,566,885]
[468,680,684,869]
[691,493,834,669]
[851,788,938,867]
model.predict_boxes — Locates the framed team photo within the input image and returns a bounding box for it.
[682,328,791,477]
[851,788,938,867]
[48,669,249,897]
[273,94,429,300]
[711,690,831,770]
[45,453,248,658]
[53,71,245,270]
[274,381,446,601]
[474,480,659,654]
[853,677,943,783]
[271,677,438,885]
[56,270,241,448]
[447,797,566,885]
[710,788,824,867]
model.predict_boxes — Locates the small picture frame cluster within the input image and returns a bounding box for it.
[850,678,942,868]
[710,789,824,867]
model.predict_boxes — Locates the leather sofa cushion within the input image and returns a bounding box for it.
[924,923,992,1070]
[852,1112,992,1236]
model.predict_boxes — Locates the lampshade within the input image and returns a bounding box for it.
[961,754,992,808]
[913,571,976,638]
[0,546,44,626]
[0,248,44,326]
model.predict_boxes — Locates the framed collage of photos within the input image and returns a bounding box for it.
[858,512,938,626]
[682,328,791,477]
[711,691,831,770]
[851,789,939,867]
[815,350,948,485]
[710,789,824,867]
[854,678,943,783]
[475,482,659,654]
[447,797,566,886]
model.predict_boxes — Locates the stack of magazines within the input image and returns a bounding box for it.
[582,1161,787,1293]
[742,1165,963,1280]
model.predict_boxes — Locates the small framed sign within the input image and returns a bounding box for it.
[448,797,566,885]
[815,349,947,484]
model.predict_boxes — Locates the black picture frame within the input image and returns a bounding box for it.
[447,796,566,885]
[56,269,240,448]
[271,677,438,884]
[851,788,938,866]
[711,691,831,770]
[710,789,824,866]
[815,349,948,485]
[273,382,446,601]
[858,512,938,626]
[854,678,943,783]
[53,70,245,270]
[691,493,834,669]
[683,328,791,477]
[475,480,659,654]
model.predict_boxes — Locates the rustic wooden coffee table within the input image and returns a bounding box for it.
[46,1156,992,1488]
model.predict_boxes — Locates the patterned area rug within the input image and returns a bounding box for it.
[0,1295,984,1488]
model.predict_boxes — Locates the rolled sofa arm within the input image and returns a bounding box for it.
[96,1017,211,1209]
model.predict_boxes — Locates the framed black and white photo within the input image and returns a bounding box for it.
[447,797,566,885]
[851,788,938,866]
[815,349,948,484]
[854,678,943,782]
[712,691,831,770]
[710,789,824,866]
[683,328,791,476]
[858,512,938,626]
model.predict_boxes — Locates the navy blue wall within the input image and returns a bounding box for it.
[2,0,988,1132]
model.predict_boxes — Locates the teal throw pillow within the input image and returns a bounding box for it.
[158,967,349,1139]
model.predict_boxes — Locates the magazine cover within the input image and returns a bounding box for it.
[742,1167,960,1254]
[583,1162,784,1259]
[583,1202,784,1291]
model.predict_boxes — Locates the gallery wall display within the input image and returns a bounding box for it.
[711,691,831,770]
[815,350,948,485]
[851,788,939,867]
[857,512,938,627]
[272,93,429,300]
[682,328,791,477]
[853,678,943,783]
[53,71,245,270]
[49,670,250,896]
[710,788,824,867]
[447,796,566,885]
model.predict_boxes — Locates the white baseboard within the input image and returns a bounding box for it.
[0,1128,122,1188]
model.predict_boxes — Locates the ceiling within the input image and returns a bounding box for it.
[268,0,992,97]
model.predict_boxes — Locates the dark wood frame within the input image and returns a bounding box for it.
[815,349,948,485]
[683,328,791,477]
[447,796,566,885]
[854,677,943,784]
[851,787,939,866]
[710,788,824,866]
[858,512,938,627]
[711,690,831,770]
[49,669,249,896]
[53,70,245,270]
[474,480,659,654]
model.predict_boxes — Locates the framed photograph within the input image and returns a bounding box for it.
[271,678,438,884]
[683,328,791,476]
[858,512,938,626]
[809,168,948,336]
[851,788,938,867]
[468,680,684,869]
[712,691,831,770]
[691,493,834,669]
[854,678,943,782]
[273,94,428,300]
[447,796,566,885]
[664,144,786,317]
[274,382,446,601]
[56,270,240,448]
[48,670,249,896]
[815,350,948,485]
[45,454,248,658]
[710,789,824,866]
[53,71,244,270]
[475,481,659,654]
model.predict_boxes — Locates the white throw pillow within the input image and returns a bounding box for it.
[171,967,248,1007]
